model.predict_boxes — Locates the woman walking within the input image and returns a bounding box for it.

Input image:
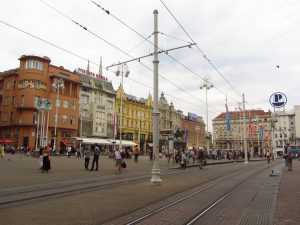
[42,146,51,173]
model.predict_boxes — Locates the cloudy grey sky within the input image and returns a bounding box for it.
[1,0,299,128]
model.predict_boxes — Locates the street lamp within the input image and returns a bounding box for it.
[115,63,130,150]
[200,77,213,154]
[52,78,64,153]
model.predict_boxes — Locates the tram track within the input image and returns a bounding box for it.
[0,164,222,208]
[105,161,280,225]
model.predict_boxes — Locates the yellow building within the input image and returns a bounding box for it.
[115,86,153,153]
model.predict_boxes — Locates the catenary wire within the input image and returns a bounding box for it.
[39,0,222,114]
[0,20,98,66]
[89,0,238,107]
[0,18,220,116]
[159,0,244,100]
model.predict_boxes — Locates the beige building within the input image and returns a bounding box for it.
[213,109,272,155]
[76,68,115,139]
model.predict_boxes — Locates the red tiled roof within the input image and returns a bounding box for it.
[213,110,271,120]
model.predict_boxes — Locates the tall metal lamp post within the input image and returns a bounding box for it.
[200,78,213,154]
[52,78,64,153]
[115,63,130,150]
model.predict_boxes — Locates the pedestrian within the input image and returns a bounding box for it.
[67,146,72,158]
[287,145,293,171]
[0,143,4,159]
[198,148,205,169]
[38,147,43,169]
[266,150,271,163]
[42,146,51,173]
[84,149,90,170]
[90,144,100,171]
[133,145,139,163]
[181,151,187,169]
[114,148,123,174]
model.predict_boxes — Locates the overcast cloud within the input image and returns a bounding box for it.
[1,0,299,128]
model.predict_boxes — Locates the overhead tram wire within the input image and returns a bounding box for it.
[0,17,217,116]
[90,0,236,109]
[40,0,222,114]
[105,67,219,114]
[0,20,98,66]
[159,0,243,101]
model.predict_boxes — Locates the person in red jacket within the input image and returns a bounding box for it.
[133,145,139,163]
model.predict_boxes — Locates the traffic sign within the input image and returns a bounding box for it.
[269,92,287,108]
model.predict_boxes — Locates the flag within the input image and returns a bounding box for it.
[249,118,254,137]
[185,129,189,142]
[259,125,264,138]
[225,104,231,131]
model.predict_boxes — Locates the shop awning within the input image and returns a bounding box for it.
[107,139,137,147]
[82,138,111,145]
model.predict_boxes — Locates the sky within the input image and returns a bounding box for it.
[1,0,299,130]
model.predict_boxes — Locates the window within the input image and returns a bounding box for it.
[107,100,113,109]
[2,112,7,121]
[21,95,24,106]
[71,101,75,110]
[70,116,75,125]
[4,96,9,106]
[82,95,89,104]
[63,100,68,109]
[24,60,43,70]
[5,81,11,90]
[12,96,15,106]
[10,112,13,121]
[34,96,40,107]
[19,112,22,123]
[13,81,16,89]
[62,115,68,124]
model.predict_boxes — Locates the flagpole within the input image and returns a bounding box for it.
[226,96,229,151]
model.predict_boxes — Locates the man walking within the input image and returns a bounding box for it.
[90,144,100,171]
[198,148,205,169]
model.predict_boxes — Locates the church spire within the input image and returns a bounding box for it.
[87,59,90,72]
[99,56,103,75]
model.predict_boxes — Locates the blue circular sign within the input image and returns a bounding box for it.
[269,92,287,108]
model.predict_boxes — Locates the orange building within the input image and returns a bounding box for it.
[179,114,206,149]
[0,55,80,151]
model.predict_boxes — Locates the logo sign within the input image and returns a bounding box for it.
[269,92,287,108]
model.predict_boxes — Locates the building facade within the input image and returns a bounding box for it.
[213,109,272,155]
[76,69,115,139]
[158,92,183,151]
[179,115,206,149]
[273,110,296,150]
[115,86,153,153]
[0,55,80,150]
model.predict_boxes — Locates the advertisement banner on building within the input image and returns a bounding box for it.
[188,112,197,121]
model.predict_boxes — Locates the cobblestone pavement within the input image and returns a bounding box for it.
[0,154,298,225]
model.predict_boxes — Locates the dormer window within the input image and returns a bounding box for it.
[24,60,43,70]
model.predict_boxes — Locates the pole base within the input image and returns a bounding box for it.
[151,169,162,184]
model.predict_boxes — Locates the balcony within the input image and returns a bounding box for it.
[15,103,36,110]
[97,105,105,110]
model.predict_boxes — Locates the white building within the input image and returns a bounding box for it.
[76,68,116,139]
[274,110,296,149]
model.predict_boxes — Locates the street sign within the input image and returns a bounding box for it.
[269,92,287,108]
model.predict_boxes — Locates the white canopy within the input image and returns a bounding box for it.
[107,139,137,147]
[73,138,136,146]
[73,137,111,145]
